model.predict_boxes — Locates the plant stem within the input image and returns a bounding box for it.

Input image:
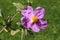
[27,0,30,5]
[21,29,28,40]
[21,29,24,40]
[25,29,27,36]
[27,0,32,6]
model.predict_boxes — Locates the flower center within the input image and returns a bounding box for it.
[31,16,38,22]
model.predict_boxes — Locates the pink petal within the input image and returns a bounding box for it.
[31,23,40,32]
[39,19,47,29]
[27,21,32,29]
[34,7,45,19]
[21,6,34,18]
[40,25,47,29]
[20,17,29,28]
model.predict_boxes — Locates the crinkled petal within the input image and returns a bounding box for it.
[31,23,40,32]
[34,7,45,19]
[39,19,47,29]
[40,24,47,29]
[21,17,29,28]
[27,21,33,29]
[21,6,34,18]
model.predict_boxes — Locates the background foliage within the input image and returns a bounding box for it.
[0,0,60,40]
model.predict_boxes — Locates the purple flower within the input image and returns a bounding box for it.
[21,6,47,32]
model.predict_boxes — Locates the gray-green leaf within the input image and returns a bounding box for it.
[12,2,24,11]
[0,9,2,17]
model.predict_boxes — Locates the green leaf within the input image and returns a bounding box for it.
[1,9,7,22]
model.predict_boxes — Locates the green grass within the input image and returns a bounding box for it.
[0,0,60,40]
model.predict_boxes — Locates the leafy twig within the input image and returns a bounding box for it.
[0,26,8,33]
[11,12,19,22]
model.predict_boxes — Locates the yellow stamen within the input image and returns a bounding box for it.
[31,16,38,22]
